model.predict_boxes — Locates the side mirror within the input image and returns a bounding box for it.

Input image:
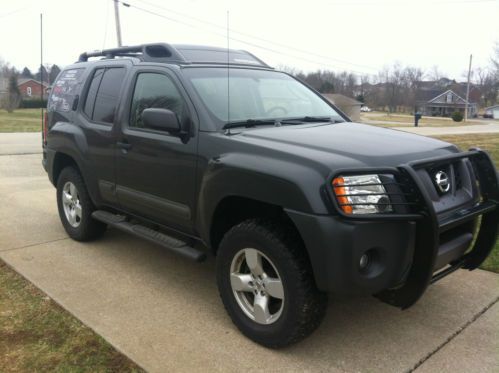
[142,108,181,133]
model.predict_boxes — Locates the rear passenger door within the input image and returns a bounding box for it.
[115,67,198,233]
[77,65,128,206]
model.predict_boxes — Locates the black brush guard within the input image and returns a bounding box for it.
[329,149,499,309]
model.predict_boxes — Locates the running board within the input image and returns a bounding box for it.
[91,210,206,262]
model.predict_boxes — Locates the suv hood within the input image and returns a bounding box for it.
[235,122,459,168]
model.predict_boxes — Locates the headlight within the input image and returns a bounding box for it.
[332,174,392,214]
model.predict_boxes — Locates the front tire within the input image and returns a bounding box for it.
[216,219,327,348]
[56,167,106,241]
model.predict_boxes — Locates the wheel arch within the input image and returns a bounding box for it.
[51,152,82,186]
[208,196,308,258]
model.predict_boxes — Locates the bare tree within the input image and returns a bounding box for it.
[491,41,499,78]
[277,64,303,77]
[429,65,443,81]
[1,74,21,112]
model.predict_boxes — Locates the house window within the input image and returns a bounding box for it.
[27,86,32,96]
[446,92,452,103]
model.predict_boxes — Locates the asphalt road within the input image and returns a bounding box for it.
[0,134,498,372]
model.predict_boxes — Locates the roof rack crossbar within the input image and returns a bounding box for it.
[78,43,187,63]
[76,43,272,68]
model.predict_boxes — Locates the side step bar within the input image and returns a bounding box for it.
[92,210,206,262]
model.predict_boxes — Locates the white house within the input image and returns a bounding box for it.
[484,105,499,119]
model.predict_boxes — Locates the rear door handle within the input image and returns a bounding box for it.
[117,141,132,151]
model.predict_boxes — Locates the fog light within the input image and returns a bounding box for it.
[359,254,370,270]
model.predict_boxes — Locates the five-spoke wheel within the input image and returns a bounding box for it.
[56,167,106,241]
[61,181,82,228]
[230,248,284,325]
[217,219,327,348]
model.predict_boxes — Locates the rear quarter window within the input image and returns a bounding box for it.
[48,68,85,112]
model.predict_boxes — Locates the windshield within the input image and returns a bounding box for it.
[183,68,343,128]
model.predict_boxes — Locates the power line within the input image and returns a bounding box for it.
[117,0,376,76]
[129,0,380,71]
[0,6,30,19]
[318,0,498,5]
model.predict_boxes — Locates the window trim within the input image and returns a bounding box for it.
[80,65,128,126]
[122,67,197,138]
[26,86,32,96]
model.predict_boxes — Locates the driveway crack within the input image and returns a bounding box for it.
[0,237,69,253]
[408,294,499,372]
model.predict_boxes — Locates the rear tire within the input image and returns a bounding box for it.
[216,218,327,348]
[56,167,106,241]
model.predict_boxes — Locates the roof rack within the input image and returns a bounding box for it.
[78,43,187,63]
[77,43,272,68]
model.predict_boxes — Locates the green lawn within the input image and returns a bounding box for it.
[0,260,144,372]
[361,112,484,127]
[433,134,499,273]
[0,109,42,132]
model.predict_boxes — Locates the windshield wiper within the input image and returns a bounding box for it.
[222,116,345,131]
[280,116,344,124]
[223,119,278,130]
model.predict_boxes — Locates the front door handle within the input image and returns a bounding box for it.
[117,141,132,152]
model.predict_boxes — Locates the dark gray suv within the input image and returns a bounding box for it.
[42,43,499,347]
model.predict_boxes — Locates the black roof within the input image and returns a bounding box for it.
[77,43,271,68]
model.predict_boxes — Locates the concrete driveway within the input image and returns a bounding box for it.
[1,134,498,372]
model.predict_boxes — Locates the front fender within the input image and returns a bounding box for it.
[196,152,331,244]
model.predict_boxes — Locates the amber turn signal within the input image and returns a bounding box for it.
[332,177,353,214]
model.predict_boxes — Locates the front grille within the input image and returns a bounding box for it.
[454,163,463,190]
[416,159,479,216]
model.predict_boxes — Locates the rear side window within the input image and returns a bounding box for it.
[48,68,85,112]
[83,67,126,124]
[83,69,104,118]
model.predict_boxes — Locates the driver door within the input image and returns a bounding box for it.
[115,68,198,233]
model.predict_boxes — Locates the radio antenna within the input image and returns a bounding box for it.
[226,10,230,135]
[40,13,44,135]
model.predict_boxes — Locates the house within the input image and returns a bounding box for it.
[322,93,362,121]
[0,77,49,101]
[17,78,49,99]
[484,105,499,119]
[416,87,478,118]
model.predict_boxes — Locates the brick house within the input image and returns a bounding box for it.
[17,78,49,98]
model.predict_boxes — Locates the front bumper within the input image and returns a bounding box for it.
[288,150,499,308]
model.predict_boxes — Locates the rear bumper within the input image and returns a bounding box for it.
[289,149,499,308]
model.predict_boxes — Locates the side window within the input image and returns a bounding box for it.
[130,73,185,129]
[92,68,126,124]
[83,68,104,118]
[83,67,126,124]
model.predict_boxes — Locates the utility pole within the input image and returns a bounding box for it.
[464,54,472,122]
[113,0,123,47]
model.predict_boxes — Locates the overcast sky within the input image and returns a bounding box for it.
[0,0,498,80]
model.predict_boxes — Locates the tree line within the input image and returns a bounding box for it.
[281,43,499,112]
[0,60,61,112]
[1,43,498,113]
